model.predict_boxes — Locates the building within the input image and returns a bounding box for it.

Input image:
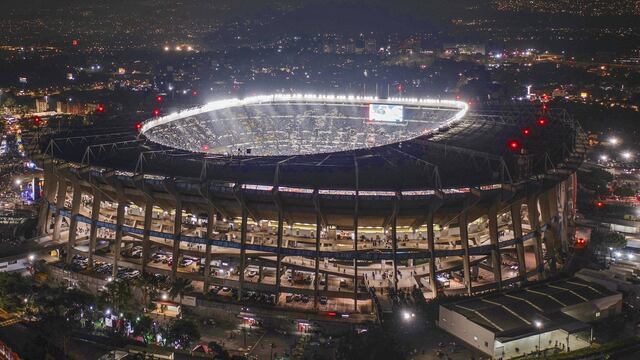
[439,276,623,359]
[31,94,585,316]
[35,97,49,113]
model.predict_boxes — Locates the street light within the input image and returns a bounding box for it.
[622,151,632,160]
[609,137,619,145]
[600,154,608,161]
[534,320,543,354]
[28,254,35,261]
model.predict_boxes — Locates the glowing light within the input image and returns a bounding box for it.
[161,293,168,300]
[600,154,608,161]
[96,104,105,113]
[135,123,142,131]
[28,254,35,261]
[521,127,532,137]
[536,117,547,126]
[71,39,78,46]
[534,320,542,329]
[156,95,164,103]
[622,151,632,160]
[152,109,161,117]
[14,179,22,185]
[507,139,521,152]
[609,137,619,145]
[163,46,170,51]
[596,201,604,209]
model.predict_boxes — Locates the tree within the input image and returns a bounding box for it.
[591,230,626,249]
[98,279,138,315]
[135,273,160,309]
[614,186,636,197]
[0,272,32,311]
[168,278,193,301]
[166,318,200,349]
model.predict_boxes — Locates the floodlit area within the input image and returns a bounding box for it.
[141,95,468,156]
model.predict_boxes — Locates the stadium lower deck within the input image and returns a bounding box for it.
[31,100,586,315]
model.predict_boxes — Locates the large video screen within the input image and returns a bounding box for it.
[368,104,404,123]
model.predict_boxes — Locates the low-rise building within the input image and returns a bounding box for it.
[439,276,622,359]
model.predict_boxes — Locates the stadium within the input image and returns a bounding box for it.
[32,94,585,315]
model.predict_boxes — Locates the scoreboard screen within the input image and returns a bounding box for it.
[368,104,404,124]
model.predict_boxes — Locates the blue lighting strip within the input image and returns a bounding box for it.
[50,204,548,261]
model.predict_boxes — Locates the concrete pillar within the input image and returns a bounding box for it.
[53,179,68,242]
[203,209,214,293]
[88,191,101,268]
[459,211,472,296]
[314,213,321,309]
[510,202,527,280]
[352,192,359,311]
[141,200,154,274]
[539,191,557,273]
[324,272,329,291]
[427,212,438,297]
[238,204,248,301]
[527,196,544,277]
[391,214,398,292]
[112,201,126,278]
[37,167,57,236]
[275,208,284,296]
[171,201,183,280]
[66,183,83,263]
[488,204,502,290]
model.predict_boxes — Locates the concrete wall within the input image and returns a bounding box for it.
[438,305,495,357]
[495,329,590,359]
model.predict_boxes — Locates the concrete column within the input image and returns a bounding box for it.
[391,214,398,292]
[53,179,68,242]
[112,201,126,278]
[324,272,329,291]
[353,192,359,311]
[539,191,557,273]
[488,204,502,290]
[88,191,101,268]
[238,204,248,301]
[510,202,527,280]
[203,209,214,293]
[37,167,57,235]
[459,211,472,296]
[427,211,438,297]
[171,201,183,280]
[275,208,284,296]
[527,196,544,276]
[314,213,321,309]
[141,200,154,274]
[66,183,83,263]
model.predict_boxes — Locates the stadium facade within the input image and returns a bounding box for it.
[33,94,585,311]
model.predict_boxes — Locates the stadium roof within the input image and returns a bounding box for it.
[36,104,584,192]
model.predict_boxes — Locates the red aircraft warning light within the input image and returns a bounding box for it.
[507,139,522,152]
[596,201,605,209]
[536,117,548,126]
[96,104,105,113]
[72,39,79,46]
[521,127,532,137]
[152,109,161,117]
[156,95,164,103]
[135,122,142,131]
